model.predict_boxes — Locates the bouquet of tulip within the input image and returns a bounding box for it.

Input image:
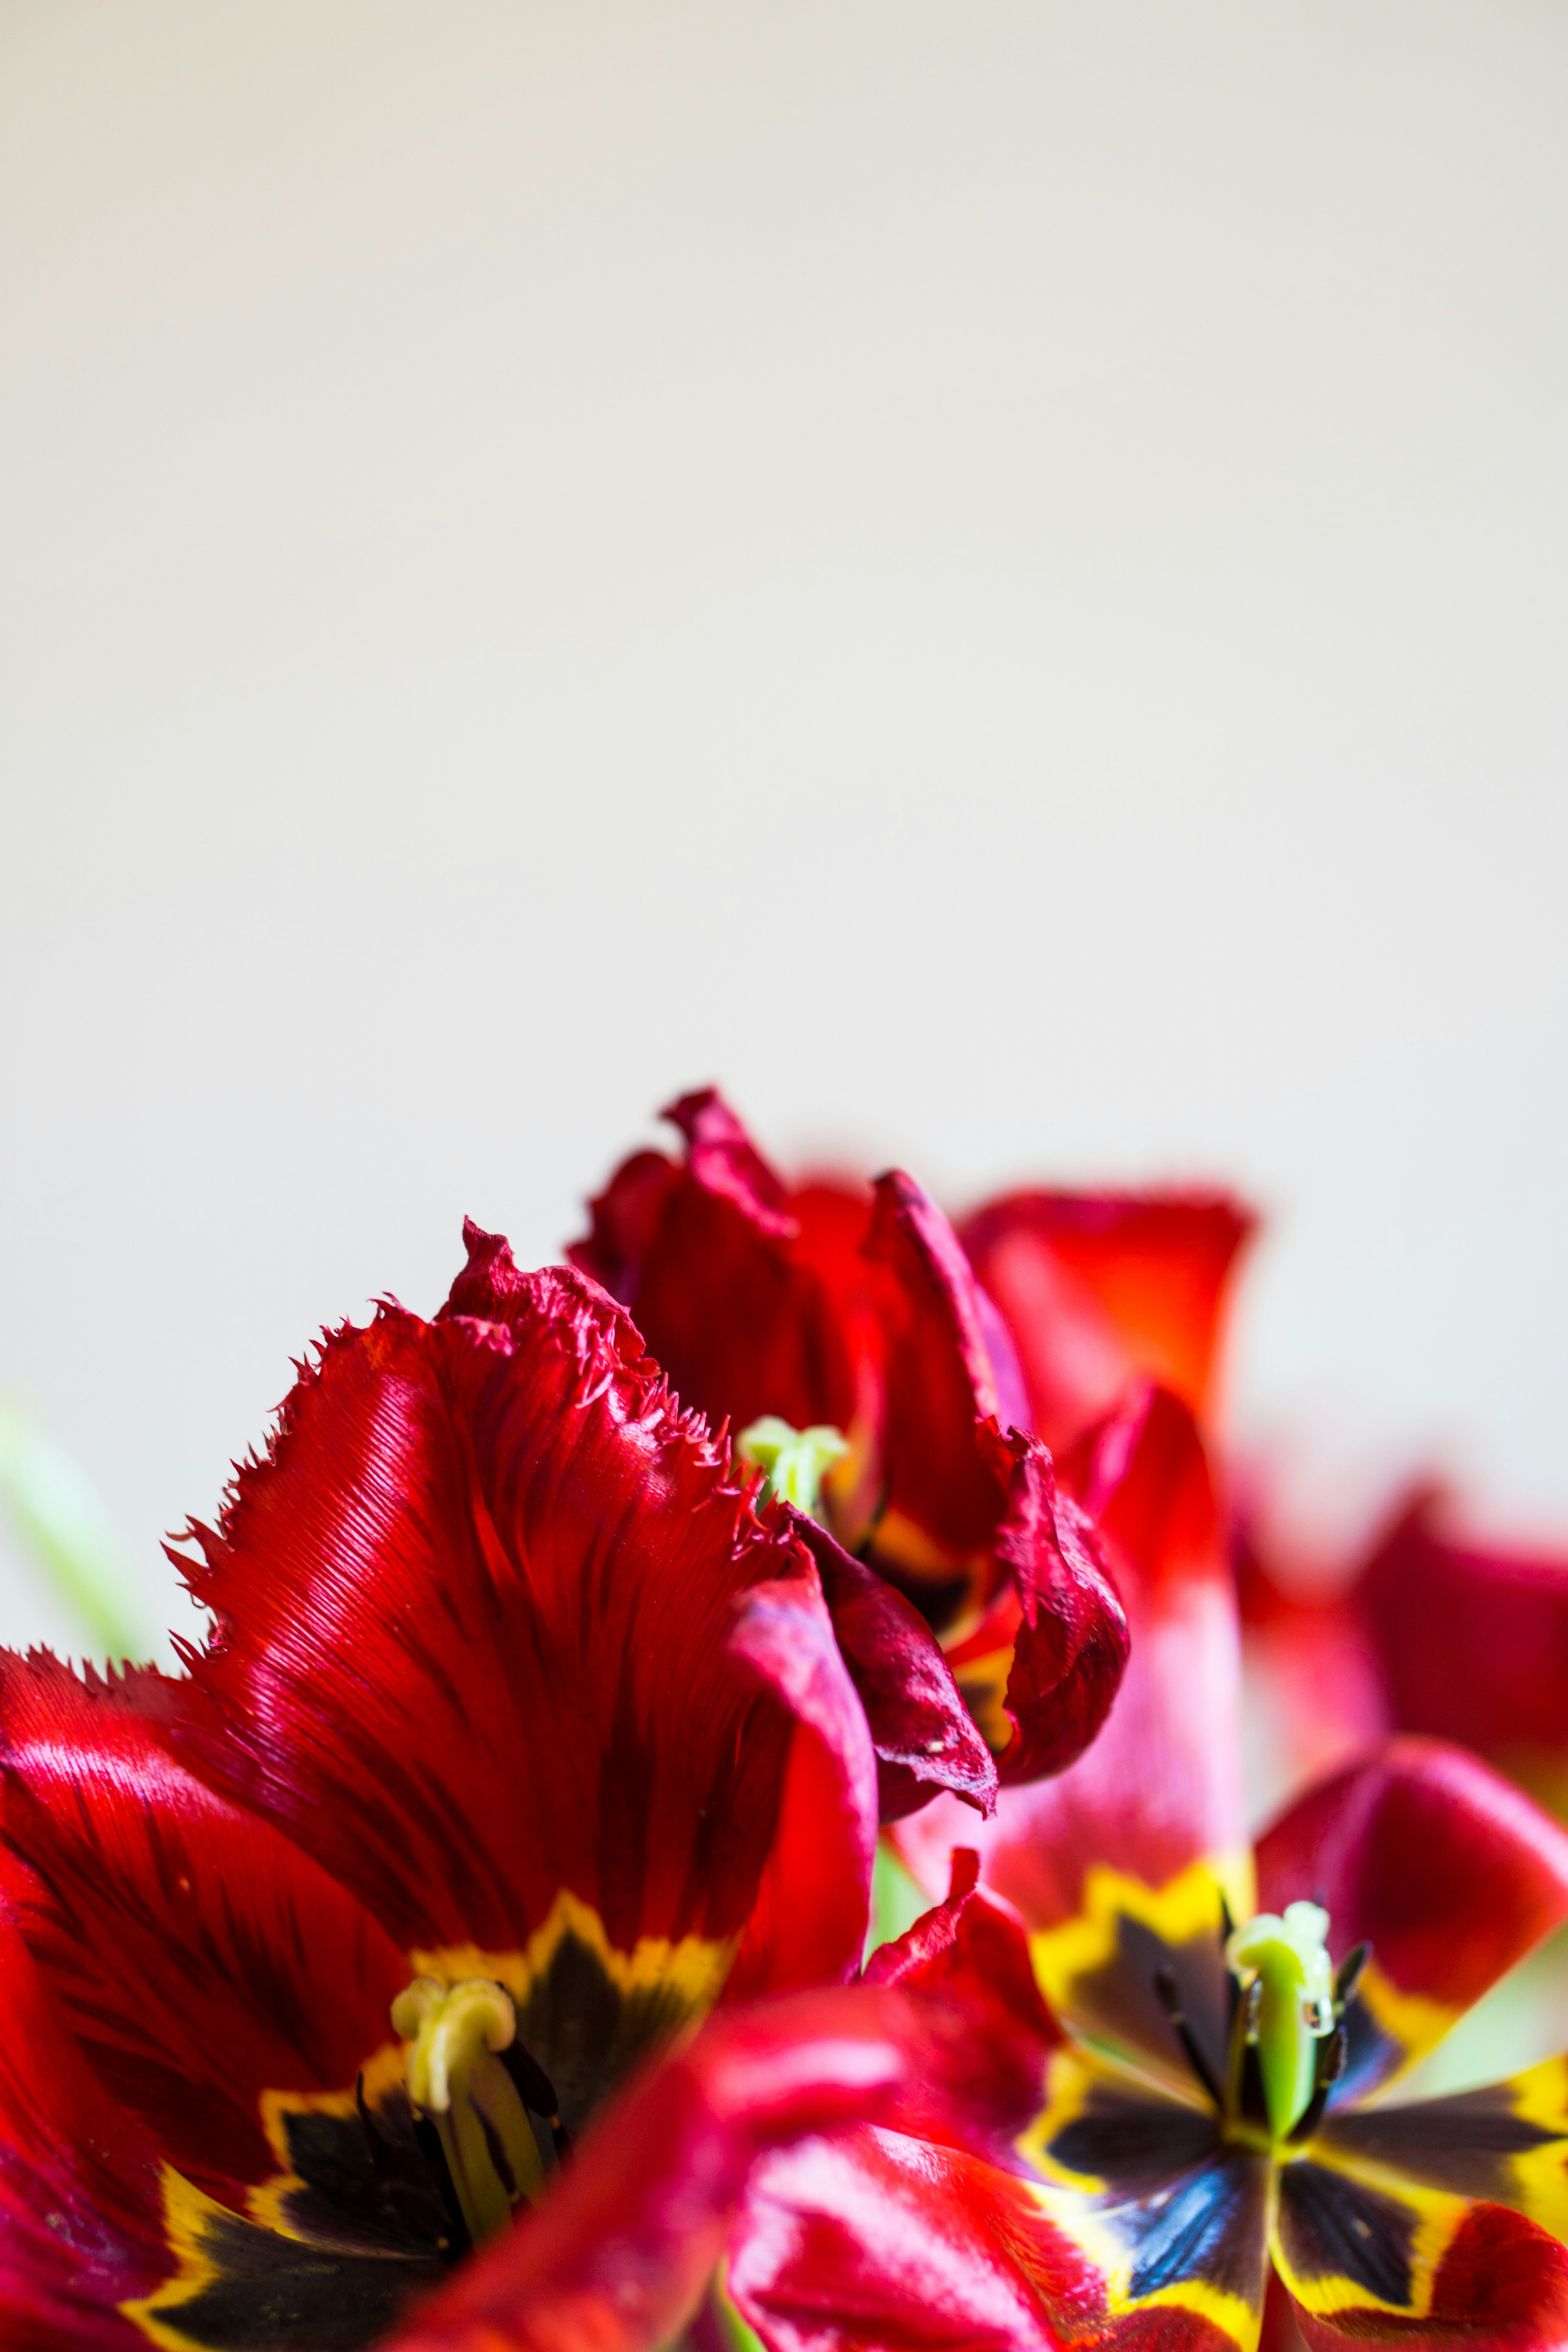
[3,1090,1566,2352]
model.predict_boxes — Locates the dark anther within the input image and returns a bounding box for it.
[412,2112,472,2261]
[1153,1964,1225,2112]
[474,2104,518,2203]
[1318,2023,1348,2089]
[1217,1898,1242,2036]
[1335,1942,1370,2007]
[497,2034,568,2174]
[497,2032,561,2123]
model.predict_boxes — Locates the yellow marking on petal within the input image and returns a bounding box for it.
[1483,2053,1568,2239]
[864,1504,979,1584]
[1127,2280,1263,2352]
[122,2168,233,2352]
[1030,1856,1255,2068]
[1018,2047,1260,2347]
[954,1651,1014,1758]
[1353,1959,1461,2094]
[410,1884,735,2025]
[250,2042,408,2247]
[1272,2143,1471,2321]
[819,1408,880,1551]
[123,2142,438,2352]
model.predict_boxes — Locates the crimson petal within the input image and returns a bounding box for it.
[959,1189,1256,1454]
[906,1385,1246,1940]
[1278,2191,1568,2352]
[0,1649,408,2203]
[568,1089,857,1437]
[864,1849,1062,2157]
[167,1265,873,1982]
[861,1170,1030,1583]
[0,1912,171,2347]
[1357,1494,1568,1809]
[731,2127,1063,2352]
[788,1510,998,1823]
[968,1422,1130,1788]
[725,1568,878,1997]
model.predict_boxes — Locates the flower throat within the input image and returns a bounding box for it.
[1156,1900,1368,2148]
[386,1976,569,2253]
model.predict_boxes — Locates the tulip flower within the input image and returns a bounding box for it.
[731,1389,1568,2352]
[573,1091,1127,1789]
[0,1248,915,2350]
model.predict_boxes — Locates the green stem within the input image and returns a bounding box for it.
[0,1405,146,1661]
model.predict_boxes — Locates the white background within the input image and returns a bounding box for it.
[3,0,1565,1657]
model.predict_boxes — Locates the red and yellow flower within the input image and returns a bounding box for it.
[730,1387,1568,2352]
[0,1242,924,2350]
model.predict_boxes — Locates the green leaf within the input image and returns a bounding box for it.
[0,1403,147,1661]
[867,1832,929,1956]
[708,2273,766,2352]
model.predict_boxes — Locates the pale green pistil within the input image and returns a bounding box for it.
[1225,1901,1337,2143]
[737,1416,848,1519]
[392,1976,545,2246]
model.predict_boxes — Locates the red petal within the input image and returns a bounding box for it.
[1232,1506,1390,1795]
[0,1648,407,2203]
[788,1510,999,1823]
[971,1425,1129,1787]
[0,1911,170,2345]
[383,1987,915,2352]
[866,1849,1063,2156]
[1286,2202,1568,2352]
[960,1190,1256,1454]
[568,1091,858,1436]
[1357,1494,1568,1801]
[663,1087,797,1232]
[731,2125,1076,2352]
[726,1569,879,1996]
[862,1171,1028,1578]
[168,1265,874,1976]
[906,1387,1245,1930]
[1255,1739,1568,2097]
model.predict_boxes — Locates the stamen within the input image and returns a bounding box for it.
[1152,1963,1226,2111]
[737,1417,849,1518]
[391,1977,546,2247]
[1225,1901,1338,2144]
[1335,1941,1370,2007]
